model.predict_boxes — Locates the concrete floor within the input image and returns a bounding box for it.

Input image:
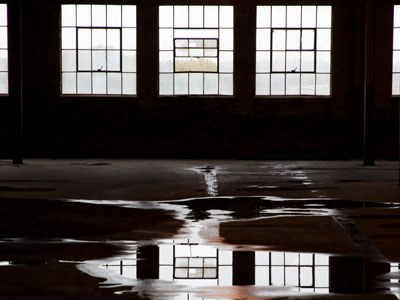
[0,159,399,300]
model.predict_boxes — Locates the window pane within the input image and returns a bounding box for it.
[395,6,400,27]
[219,29,233,50]
[302,30,315,50]
[204,6,218,28]
[257,6,271,28]
[300,267,313,287]
[272,51,285,72]
[272,30,285,51]
[0,50,7,71]
[393,73,400,95]
[121,50,136,72]
[204,73,218,94]
[122,5,136,27]
[78,50,91,70]
[175,6,188,27]
[287,30,301,50]
[204,268,217,278]
[62,50,76,72]
[160,6,173,28]
[301,73,315,95]
[316,51,330,73]
[287,6,301,28]
[77,5,91,27]
[77,72,91,94]
[123,73,136,95]
[107,51,120,71]
[188,268,203,278]
[160,74,174,95]
[286,73,300,95]
[62,28,76,49]
[92,5,106,27]
[317,29,331,50]
[256,74,270,95]
[286,267,299,286]
[189,73,203,94]
[271,266,284,285]
[316,74,330,95]
[189,6,203,28]
[219,74,233,95]
[107,29,121,50]
[0,72,7,93]
[220,6,233,28]
[301,51,314,72]
[256,29,271,51]
[272,6,286,27]
[92,50,106,72]
[256,51,270,72]
[315,266,329,287]
[78,29,91,49]
[220,51,233,72]
[317,6,332,28]
[302,6,316,27]
[92,29,106,49]
[285,253,299,266]
[107,5,121,27]
[107,73,122,94]
[62,73,76,94]
[286,51,300,72]
[122,28,136,50]
[62,5,76,27]
[174,73,188,94]
[159,29,173,50]
[93,72,106,94]
[175,268,188,278]
[271,74,285,95]
[256,266,269,286]
[159,51,173,72]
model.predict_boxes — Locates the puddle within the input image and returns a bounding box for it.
[190,166,219,197]
[1,196,399,299]
[76,240,398,300]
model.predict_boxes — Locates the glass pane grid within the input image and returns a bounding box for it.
[256,5,332,96]
[393,6,400,95]
[257,252,329,290]
[159,5,233,96]
[0,3,8,94]
[61,4,136,95]
[174,257,218,279]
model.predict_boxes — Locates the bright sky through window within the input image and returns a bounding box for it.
[159,5,234,96]
[0,3,8,94]
[61,5,137,95]
[256,6,332,96]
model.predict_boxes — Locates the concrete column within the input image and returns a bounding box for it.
[232,251,255,285]
[137,245,159,279]
[363,0,376,166]
[9,0,23,164]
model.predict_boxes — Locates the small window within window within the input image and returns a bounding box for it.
[256,6,332,96]
[61,5,136,95]
[393,6,400,95]
[0,3,8,94]
[159,5,234,96]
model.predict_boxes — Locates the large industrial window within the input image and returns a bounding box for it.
[159,5,234,96]
[393,6,400,95]
[61,4,136,95]
[0,3,8,94]
[256,6,332,96]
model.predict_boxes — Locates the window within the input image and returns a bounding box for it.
[0,3,8,94]
[61,4,136,95]
[256,6,332,96]
[393,6,400,95]
[159,5,233,96]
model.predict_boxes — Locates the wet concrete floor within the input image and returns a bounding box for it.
[0,159,399,300]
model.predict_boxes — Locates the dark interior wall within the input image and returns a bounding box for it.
[0,0,398,159]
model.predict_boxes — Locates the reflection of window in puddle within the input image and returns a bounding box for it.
[391,263,400,295]
[100,241,329,291]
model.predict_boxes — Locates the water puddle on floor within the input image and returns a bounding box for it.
[1,196,399,299]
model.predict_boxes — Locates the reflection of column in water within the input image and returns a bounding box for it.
[137,245,159,279]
